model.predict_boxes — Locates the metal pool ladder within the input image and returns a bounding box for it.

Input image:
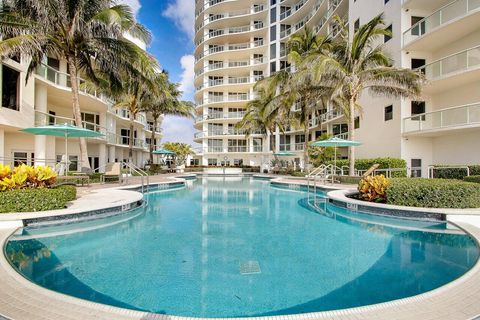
[122,161,150,196]
[306,165,331,211]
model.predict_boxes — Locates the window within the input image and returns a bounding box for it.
[411,58,426,73]
[228,139,247,152]
[81,112,100,131]
[208,123,223,135]
[47,57,60,83]
[411,159,422,178]
[295,135,305,150]
[354,19,360,32]
[270,43,276,59]
[411,16,425,36]
[279,135,291,151]
[13,152,27,167]
[354,117,360,129]
[208,158,218,166]
[208,139,223,152]
[384,105,393,121]
[333,124,348,135]
[270,7,276,23]
[233,159,243,166]
[88,157,100,171]
[384,0,390,3]
[384,24,392,43]
[56,155,78,172]
[270,62,276,73]
[48,111,56,125]
[411,101,426,121]
[1,64,20,110]
[190,158,200,166]
[253,138,263,152]
[270,25,276,41]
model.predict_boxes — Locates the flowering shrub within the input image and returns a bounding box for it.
[0,164,57,191]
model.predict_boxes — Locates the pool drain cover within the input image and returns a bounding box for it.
[240,261,261,274]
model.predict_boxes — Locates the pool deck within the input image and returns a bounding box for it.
[0,173,479,320]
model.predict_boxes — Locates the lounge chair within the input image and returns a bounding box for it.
[100,162,121,183]
[362,164,380,177]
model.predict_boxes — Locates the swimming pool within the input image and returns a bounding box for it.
[4,177,479,318]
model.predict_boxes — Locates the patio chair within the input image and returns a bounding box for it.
[361,164,380,177]
[100,162,122,183]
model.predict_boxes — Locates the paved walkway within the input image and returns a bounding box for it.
[0,173,479,320]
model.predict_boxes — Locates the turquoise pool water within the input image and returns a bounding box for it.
[5,177,479,317]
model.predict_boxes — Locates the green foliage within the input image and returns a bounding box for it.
[291,171,307,177]
[336,176,362,185]
[463,175,480,184]
[358,175,390,202]
[0,186,76,213]
[163,142,194,166]
[326,158,407,177]
[386,178,480,209]
[432,165,480,180]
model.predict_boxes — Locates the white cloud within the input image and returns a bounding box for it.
[163,0,195,40]
[178,54,195,100]
[161,116,197,145]
[116,0,141,16]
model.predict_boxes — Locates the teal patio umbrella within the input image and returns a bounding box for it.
[21,124,104,174]
[311,137,362,173]
[273,151,295,156]
[152,149,176,155]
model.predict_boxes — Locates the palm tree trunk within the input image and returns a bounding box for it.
[129,111,134,164]
[67,56,90,171]
[149,116,157,165]
[348,98,356,176]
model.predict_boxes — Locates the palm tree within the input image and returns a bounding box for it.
[141,78,194,164]
[163,142,194,168]
[302,15,425,175]
[0,1,152,170]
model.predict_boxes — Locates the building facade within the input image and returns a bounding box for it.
[0,54,163,172]
[194,0,480,177]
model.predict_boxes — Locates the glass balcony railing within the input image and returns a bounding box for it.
[403,102,480,133]
[417,45,480,80]
[403,0,480,46]
[34,111,107,136]
[106,132,146,148]
[35,63,107,102]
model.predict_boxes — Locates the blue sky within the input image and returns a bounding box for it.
[119,0,197,146]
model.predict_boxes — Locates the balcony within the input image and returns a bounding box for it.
[107,105,148,126]
[34,111,107,138]
[203,93,250,105]
[196,40,265,61]
[417,45,480,93]
[195,111,246,123]
[195,58,265,79]
[35,64,107,103]
[320,109,344,123]
[403,0,480,50]
[106,132,147,149]
[403,102,480,136]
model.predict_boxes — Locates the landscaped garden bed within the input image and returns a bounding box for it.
[356,175,480,209]
[0,164,76,213]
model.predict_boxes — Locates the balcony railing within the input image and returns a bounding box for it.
[280,0,327,39]
[195,58,265,78]
[195,129,262,138]
[197,40,265,61]
[403,0,480,46]
[334,132,349,139]
[417,45,480,80]
[107,105,148,125]
[34,110,107,136]
[195,111,247,122]
[35,63,107,103]
[295,143,305,151]
[204,93,250,104]
[403,102,480,133]
[320,109,344,122]
[106,132,146,148]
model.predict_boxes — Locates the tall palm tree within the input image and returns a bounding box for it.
[141,78,194,164]
[303,15,425,175]
[0,1,152,170]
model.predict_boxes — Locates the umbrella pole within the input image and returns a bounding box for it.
[333,146,337,184]
[65,132,68,176]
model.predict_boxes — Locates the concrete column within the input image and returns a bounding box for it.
[136,151,143,168]
[108,146,115,163]
[34,83,48,166]
[0,129,4,165]
[99,144,107,173]
[275,127,280,153]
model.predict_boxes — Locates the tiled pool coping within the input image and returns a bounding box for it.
[0,176,480,319]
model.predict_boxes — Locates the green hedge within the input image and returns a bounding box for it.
[432,165,480,180]
[327,157,407,177]
[463,175,480,184]
[386,178,480,208]
[0,186,77,213]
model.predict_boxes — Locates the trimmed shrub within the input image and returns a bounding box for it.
[326,157,407,177]
[336,176,362,185]
[386,178,480,209]
[291,171,306,177]
[0,186,76,213]
[432,165,480,180]
[463,175,480,184]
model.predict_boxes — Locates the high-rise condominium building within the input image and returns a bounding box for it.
[0,44,163,172]
[194,0,480,177]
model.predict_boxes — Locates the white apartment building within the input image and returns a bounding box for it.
[0,54,163,172]
[194,0,480,177]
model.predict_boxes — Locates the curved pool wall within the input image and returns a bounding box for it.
[3,177,480,318]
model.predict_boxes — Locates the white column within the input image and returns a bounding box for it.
[34,83,49,166]
[275,127,280,153]
[0,129,4,165]
[108,146,115,163]
[99,144,107,173]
